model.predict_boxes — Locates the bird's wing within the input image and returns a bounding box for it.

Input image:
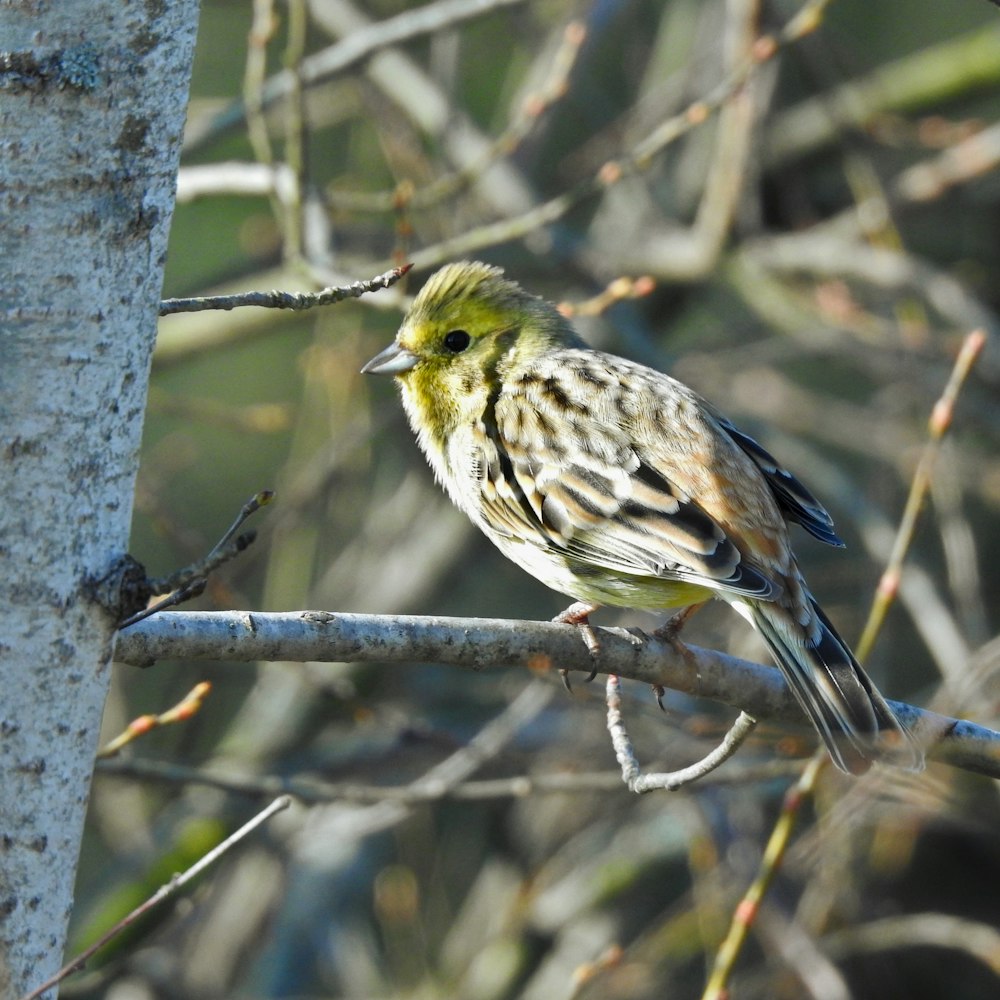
[714,414,844,548]
[480,360,779,600]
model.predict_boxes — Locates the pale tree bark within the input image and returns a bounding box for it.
[0,3,200,995]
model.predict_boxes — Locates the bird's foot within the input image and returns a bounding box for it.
[650,603,707,707]
[553,601,601,690]
[653,602,706,643]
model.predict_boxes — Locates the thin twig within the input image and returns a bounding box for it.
[118,491,275,630]
[18,796,291,1000]
[762,22,1000,167]
[277,680,554,848]
[158,263,411,315]
[895,121,1000,203]
[243,0,277,170]
[701,328,988,998]
[199,490,275,572]
[326,20,587,214]
[744,236,997,345]
[823,912,1000,975]
[855,329,986,662]
[405,0,835,275]
[96,755,804,802]
[116,577,207,631]
[97,682,212,758]
[280,0,308,264]
[156,491,271,589]
[755,903,852,1000]
[606,674,757,792]
[558,275,657,318]
[701,754,825,1000]
[202,0,531,148]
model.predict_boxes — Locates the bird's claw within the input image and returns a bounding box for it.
[554,602,601,691]
[650,603,707,702]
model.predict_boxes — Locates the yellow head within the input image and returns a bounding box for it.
[362,261,581,445]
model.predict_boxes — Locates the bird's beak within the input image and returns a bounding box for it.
[361,342,420,376]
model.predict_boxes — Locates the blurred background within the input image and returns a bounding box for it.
[77,0,1000,997]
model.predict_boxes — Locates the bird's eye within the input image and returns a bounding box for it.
[443,330,471,353]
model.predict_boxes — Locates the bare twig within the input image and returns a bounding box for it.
[192,490,275,576]
[823,912,1000,975]
[280,680,554,850]
[326,20,587,214]
[405,0,836,275]
[115,577,208,632]
[855,329,986,662]
[755,905,852,1000]
[97,682,212,758]
[745,237,998,346]
[118,491,275,630]
[895,121,1000,202]
[280,0,308,263]
[557,274,656,318]
[183,0,532,153]
[243,0,278,170]
[584,0,769,280]
[176,161,297,203]
[701,328,988,998]
[701,754,826,1000]
[607,674,757,792]
[763,22,1000,167]
[18,796,291,1000]
[96,755,804,802]
[158,263,411,315]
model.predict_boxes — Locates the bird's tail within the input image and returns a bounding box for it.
[735,597,924,774]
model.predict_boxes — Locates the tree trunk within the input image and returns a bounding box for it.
[0,4,199,994]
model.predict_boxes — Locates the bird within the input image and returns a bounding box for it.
[362,260,924,775]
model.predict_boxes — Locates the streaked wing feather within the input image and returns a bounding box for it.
[717,416,844,547]
[483,385,778,600]
[476,432,545,540]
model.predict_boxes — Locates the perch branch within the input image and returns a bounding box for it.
[114,610,1000,779]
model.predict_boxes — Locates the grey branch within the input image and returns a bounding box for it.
[97,755,803,803]
[114,610,1000,779]
[606,674,759,792]
[158,264,410,315]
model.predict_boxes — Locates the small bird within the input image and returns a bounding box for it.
[362,261,923,775]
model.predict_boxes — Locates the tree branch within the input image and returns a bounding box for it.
[114,610,1000,778]
[18,795,291,1000]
